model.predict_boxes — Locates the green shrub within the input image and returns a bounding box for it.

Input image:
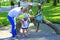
[0,22,3,27]
[0,12,10,27]
[2,19,9,26]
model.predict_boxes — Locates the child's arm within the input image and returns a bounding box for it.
[21,20,26,26]
[36,10,42,16]
[36,12,42,16]
[28,14,34,18]
[20,20,24,25]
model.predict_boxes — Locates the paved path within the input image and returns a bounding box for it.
[0,23,60,40]
[0,2,38,12]
[0,5,18,12]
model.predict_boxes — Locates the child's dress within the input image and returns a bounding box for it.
[35,9,42,22]
[21,20,29,29]
[21,13,29,29]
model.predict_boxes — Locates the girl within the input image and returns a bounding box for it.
[19,8,29,37]
[21,13,29,37]
[35,3,43,32]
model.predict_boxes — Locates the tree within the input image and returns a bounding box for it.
[31,0,34,2]
[57,0,59,3]
[0,2,1,7]
[42,19,60,34]
[53,0,57,6]
[26,0,28,2]
[46,0,50,3]
[0,0,2,7]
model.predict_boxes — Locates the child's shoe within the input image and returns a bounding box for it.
[22,35,25,37]
[25,34,28,37]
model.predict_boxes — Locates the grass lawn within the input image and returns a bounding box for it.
[42,2,60,23]
[0,1,17,6]
[31,1,60,23]
[0,12,9,27]
[0,1,10,6]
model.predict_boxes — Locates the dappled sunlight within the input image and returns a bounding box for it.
[29,23,34,27]
[43,16,47,19]
[30,29,36,32]
[44,16,60,23]
[51,7,60,10]
[30,29,42,32]
[57,3,60,7]
[42,3,53,9]
[45,16,60,23]
[0,30,12,39]
[43,2,60,23]
[46,16,60,19]
[52,16,60,19]
[0,17,6,19]
[42,5,50,8]
[47,13,60,16]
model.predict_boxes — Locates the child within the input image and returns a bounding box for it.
[19,8,29,37]
[21,13,29,37]
[35,3,43,32]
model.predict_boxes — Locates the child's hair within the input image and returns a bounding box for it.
[37,3,41,9]
[28,3,33,9]
[20,7,23,12]
[21,7,23,10]
[37,3,42,11]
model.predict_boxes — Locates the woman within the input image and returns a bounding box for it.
[7,7,23,38]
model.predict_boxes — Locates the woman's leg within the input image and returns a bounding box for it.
[8,16,16,37]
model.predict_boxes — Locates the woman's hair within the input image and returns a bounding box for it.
[21,7,23,10]
[23,8,27,13]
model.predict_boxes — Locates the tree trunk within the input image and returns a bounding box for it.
[53,0,57,6]
[26,0,28,2]
[46,0,50,3]
[31,0,34,2]
[42,19,60,34]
